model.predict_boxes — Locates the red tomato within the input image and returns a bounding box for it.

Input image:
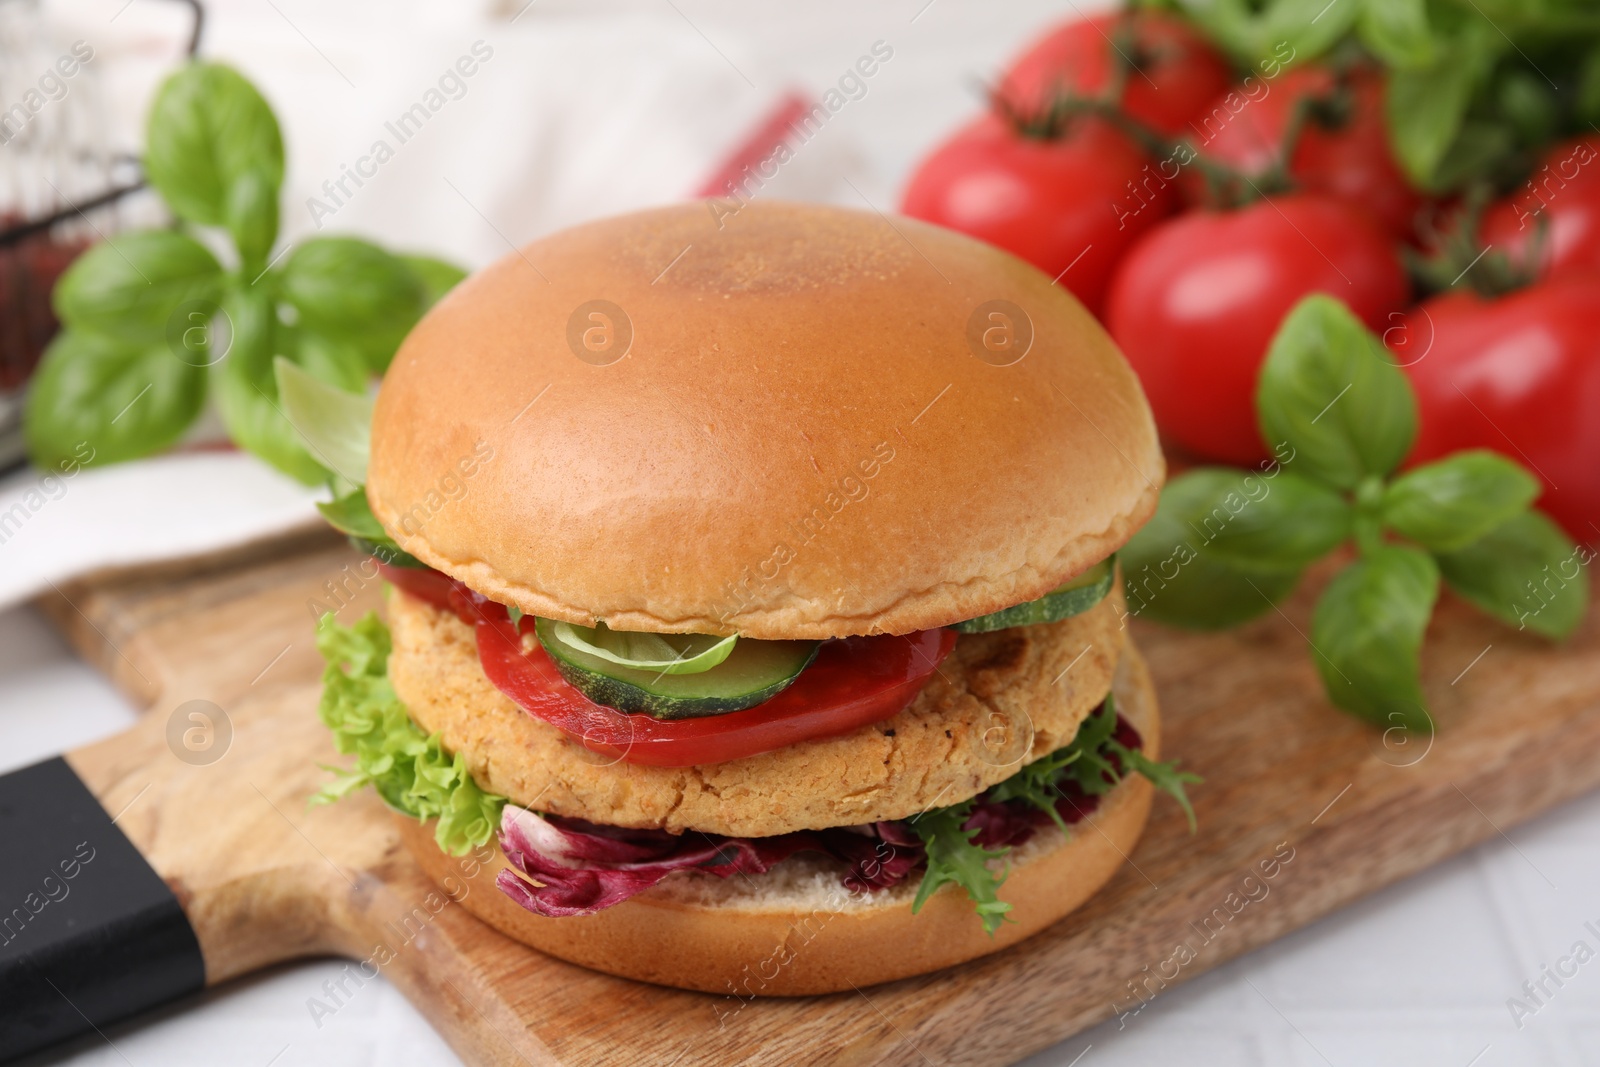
[1189,66,1425,239]
[1388,274,1600,541]
[1106,194,1410,465]
[901,113,1175,315]
[997,11,1232,135]
[380,562,457,608]
[378,564,958,768]
[1480,135,1600,282]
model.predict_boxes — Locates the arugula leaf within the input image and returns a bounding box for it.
[24,330,205,469]
[275,356,372,485]
[912,697,1201,931]
[1109,742,1201,832]
[1434,511,1589,640]
[53,231,222,344]
[1052,699,1121,798]
[1382,450,1540,551]
[313,612,504,855]
[1257,295,1417,491]
[144,62,284,227]
[985,746,1081,835]
[1310,546,1438,730]
[908,802,1013,936]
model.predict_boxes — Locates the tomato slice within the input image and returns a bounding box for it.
[380,563,458,610]
[377,563,957,767]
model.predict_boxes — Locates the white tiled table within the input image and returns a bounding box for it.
[4,602,1597,1067]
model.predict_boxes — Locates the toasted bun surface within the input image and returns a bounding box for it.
[367,201,1162,639]
[400,639,1157,995]
[388,581,1127,837]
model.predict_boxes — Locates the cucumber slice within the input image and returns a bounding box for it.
[548,621,736,675]
[535,618,818,719]
[951,556,1116,634]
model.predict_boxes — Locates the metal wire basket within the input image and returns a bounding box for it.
[0,0,201,472]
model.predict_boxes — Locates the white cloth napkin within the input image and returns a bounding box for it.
[0,451,322,610]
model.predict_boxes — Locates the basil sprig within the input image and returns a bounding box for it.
[24,61,465,484]
[1167,0,1600,193]
[1123,295,1589,731]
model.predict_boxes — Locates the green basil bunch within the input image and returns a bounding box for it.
[1122,295,1589,731]
[1166,0,1600,192]
[24,62,464,484]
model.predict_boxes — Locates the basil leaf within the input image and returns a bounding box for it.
[1358,0,1436,68]
[1169,467,1351,571]
[212,288,325,485]
[24,330,205,469]
[275,356,372,485]
[1497,68,1561,148]
[280,237,424,371]
[1173,0,1356,68]
[293,332,368,394]
[1431,120,1519,193]
[1120,475,1304,630]
[318,488,388,540]
[1579,44,1600,126]
[1434,511,1589,640]
[53,231,222,344]
[1257,295,1417,491]
[226,165,280,276]
[318,489,421,567]
[1385,27,1501,190]
[1382,450,1540,551]
[401,254,468,310]
[1310,546,1438,731]
[144,62,285,227]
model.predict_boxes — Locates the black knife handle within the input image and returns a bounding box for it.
[0,757,204,1062]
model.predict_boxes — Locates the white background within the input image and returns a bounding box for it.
[5,0,1600,1064]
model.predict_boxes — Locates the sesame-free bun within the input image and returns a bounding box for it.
[367,201,1162,640]
[399,641,1159,995]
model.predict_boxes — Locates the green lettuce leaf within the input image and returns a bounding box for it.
[312,612,503,855]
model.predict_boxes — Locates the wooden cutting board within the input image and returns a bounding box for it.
[30,530,1600,1067]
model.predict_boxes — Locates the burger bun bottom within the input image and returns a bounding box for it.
[398,641,1159,995]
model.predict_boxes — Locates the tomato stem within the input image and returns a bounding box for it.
[1405,181,1542,299]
